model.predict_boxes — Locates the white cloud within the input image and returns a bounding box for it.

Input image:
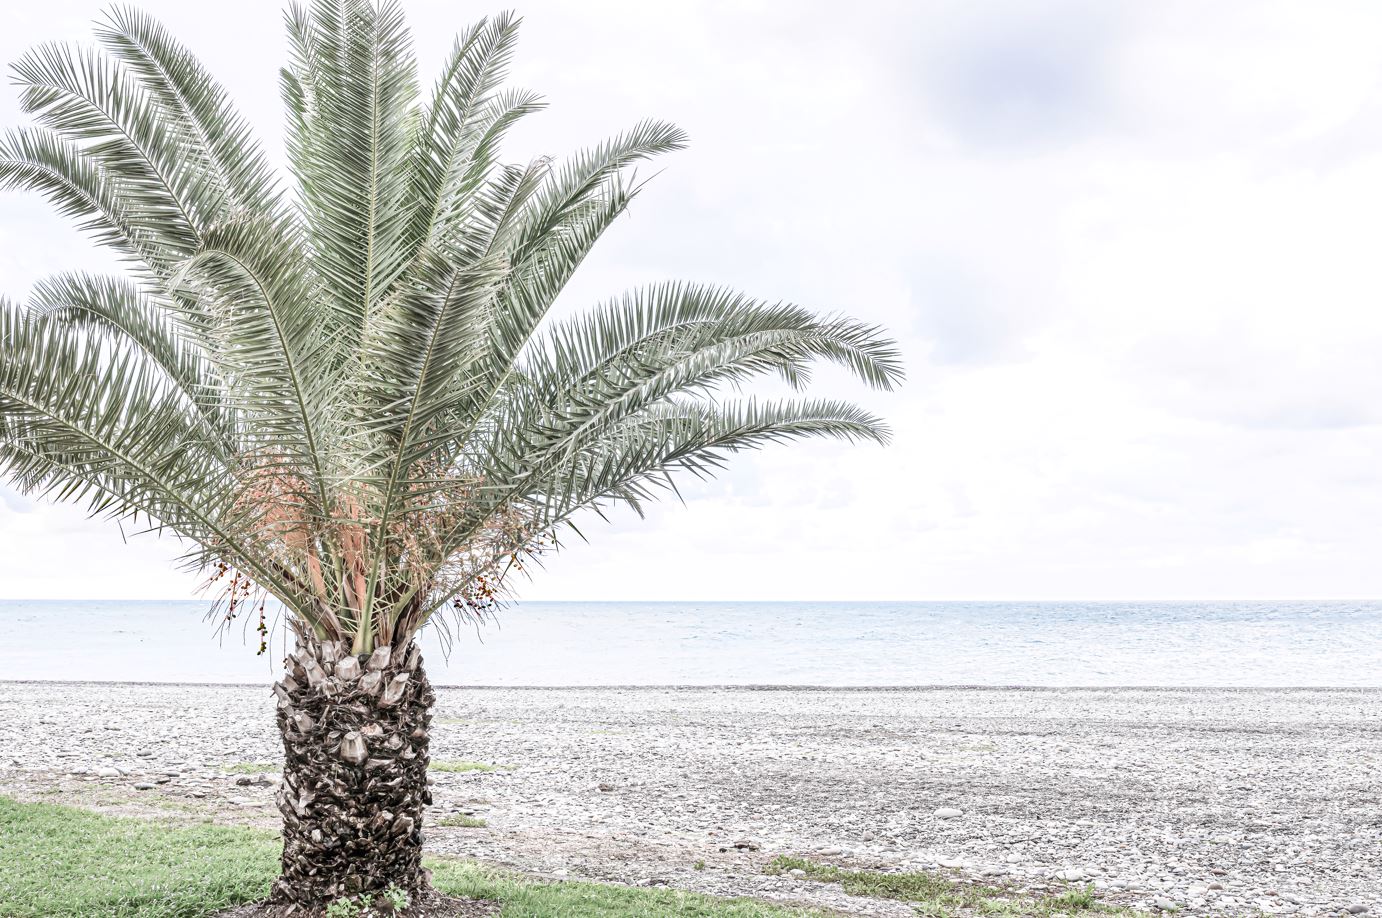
[3,0,1382,601]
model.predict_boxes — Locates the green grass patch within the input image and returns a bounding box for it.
[221,762,278,774]
[766,856,1132,917]
[437,814,488,828]
[0,795,277,917]
[430,760,508,773]
[0,796,828,917]
[430,860,828,917]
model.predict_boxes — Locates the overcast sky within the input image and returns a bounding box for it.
[4,1,1382,602]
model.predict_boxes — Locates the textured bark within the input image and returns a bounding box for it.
[270,638,434,910]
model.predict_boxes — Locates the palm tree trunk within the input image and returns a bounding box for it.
[270,638,434,908]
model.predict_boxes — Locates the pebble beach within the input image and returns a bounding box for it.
[1,682,1379,917]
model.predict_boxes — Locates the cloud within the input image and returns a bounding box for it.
[3,0,1382,603]
[915,1,1121,152]
[908,258,1033,365]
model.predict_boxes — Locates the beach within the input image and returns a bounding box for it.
[1,682,1378,916]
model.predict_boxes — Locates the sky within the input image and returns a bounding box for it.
[4,0,1382,602]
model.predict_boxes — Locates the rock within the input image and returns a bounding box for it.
[235,776,254,786]
[788,868,806,877]
[1152,897,1179,911]
[155,776,171,784]
[938,858,963,868]
[133,782,155,790]
[933,807,964,819]
[96,767,120,778]
[1346,907,1368,915]
[1006,853,1023,863]
[981,866,1007,877]
[1057,868,1086,881]
[732,839,760,851]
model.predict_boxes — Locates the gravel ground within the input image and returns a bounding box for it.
[0,682,1378,917]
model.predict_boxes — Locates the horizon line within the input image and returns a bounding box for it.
[3,596,1381,604]
[3,679,1379,692]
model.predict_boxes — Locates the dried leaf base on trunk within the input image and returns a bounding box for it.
[268,638,443,913]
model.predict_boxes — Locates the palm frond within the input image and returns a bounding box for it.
[11,41,213,249]
[95,6,282,213]
[28,272,232,450]
[410,12,542,249]
[0,301,315,617]
[284,0,420,328]
[0,127,171,274]
[172,214,335,500]
[0,2,902,653]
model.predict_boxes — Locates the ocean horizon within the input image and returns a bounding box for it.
[0,598,1378,687]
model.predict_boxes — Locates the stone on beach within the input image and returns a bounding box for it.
[4,683,1381,917]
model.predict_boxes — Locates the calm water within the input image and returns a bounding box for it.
[0,599,1378,686]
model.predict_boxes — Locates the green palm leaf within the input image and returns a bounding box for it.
[0,1,902,654]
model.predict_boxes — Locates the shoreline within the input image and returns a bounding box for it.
[2,684,1378,916]
[4,679,1380,692]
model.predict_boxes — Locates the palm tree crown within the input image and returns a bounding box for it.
[0,1,902,656]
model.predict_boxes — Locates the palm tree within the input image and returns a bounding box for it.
[0,1,901,910]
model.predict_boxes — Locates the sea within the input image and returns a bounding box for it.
[1,599,1379,687]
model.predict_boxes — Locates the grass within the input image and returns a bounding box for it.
[766,856,1134,917]
[436,813,488,828]
[0,797,827,917]
[429,760,508,773]
[0,795,278,917]
[221,762,278,774]
[429,861,827,918]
